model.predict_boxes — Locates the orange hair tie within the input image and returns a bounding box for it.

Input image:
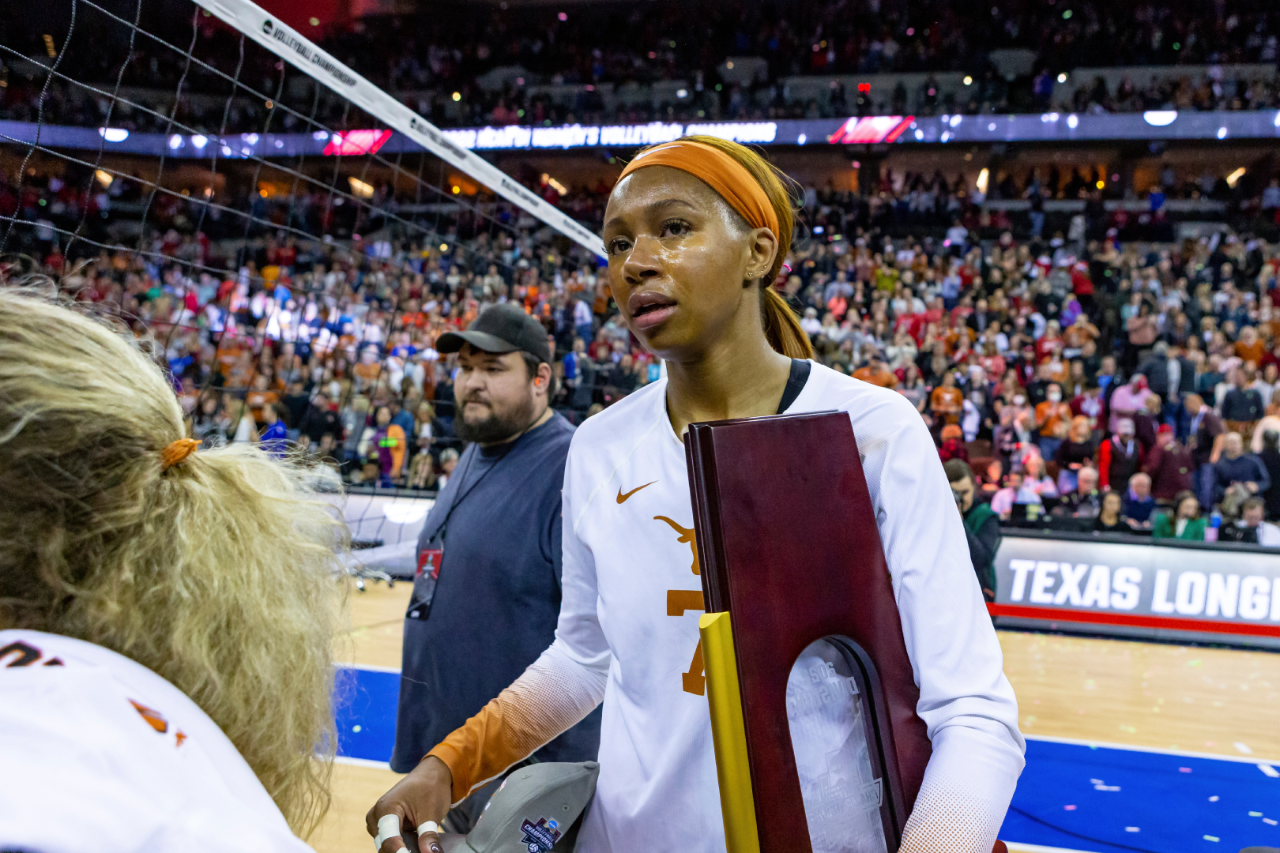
[616,140,780,238]
[160,438,200,471]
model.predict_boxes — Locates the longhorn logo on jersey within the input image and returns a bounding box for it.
[129,699,170,734]
[654,515,706,695]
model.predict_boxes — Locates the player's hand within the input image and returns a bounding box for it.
[366,755,454,853]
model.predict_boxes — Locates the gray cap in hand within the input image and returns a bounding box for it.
[437,762,599,853]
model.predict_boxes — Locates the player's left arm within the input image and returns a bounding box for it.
[852,391,1025,853]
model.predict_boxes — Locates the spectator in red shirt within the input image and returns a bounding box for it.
[1099,419,1145,491]
[939,424,969,462]
[1144,424,1195,503]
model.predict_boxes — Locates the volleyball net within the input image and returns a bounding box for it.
[0,0,607,572]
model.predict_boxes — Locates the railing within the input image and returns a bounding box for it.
[24,60,1275,124]
[996,525,1277,555]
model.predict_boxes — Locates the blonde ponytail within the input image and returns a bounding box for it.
[762,285,815,359]
[0,285,344,836]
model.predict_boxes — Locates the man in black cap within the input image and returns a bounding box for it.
[391,303,601,829]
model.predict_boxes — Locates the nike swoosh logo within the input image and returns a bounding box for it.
[617,481,657,504]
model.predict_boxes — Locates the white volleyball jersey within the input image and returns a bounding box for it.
[550,361,1025,853]
[0,630,312,853]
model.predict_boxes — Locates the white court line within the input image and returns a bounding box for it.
[1006,843,1099,853]
[337,662,401,674]
[1025,733,1280,767]
[334,755,393,770]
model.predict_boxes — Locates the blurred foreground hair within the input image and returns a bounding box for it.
[0,285,346,836]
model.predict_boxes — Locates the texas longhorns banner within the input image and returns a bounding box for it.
[991,533,1280,650]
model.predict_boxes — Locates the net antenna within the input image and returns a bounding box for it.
[192,0,606,257]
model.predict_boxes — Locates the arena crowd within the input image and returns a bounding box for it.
[4,161,1280,544]
[2,0,1279,133]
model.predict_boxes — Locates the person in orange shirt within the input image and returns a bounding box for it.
[940,319,964,355]
[1062,314,1100,355]
[402,301,427,329]
[215,336,245,378]
[827,293,848,321]
[226,351,255,390]
[244,374,280,425]
[1034,382,1072,459]
[336,321,359,353]
[460,300,481,329]
[852,353,898,388]
[352,344,384,392]
[372,405,407,486]
[1043,354,1069,386]
[1236,326,1266,365]
[930,370,964,425]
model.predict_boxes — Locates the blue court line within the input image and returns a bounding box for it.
[334,666,1280,851]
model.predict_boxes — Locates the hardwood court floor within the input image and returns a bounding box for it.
[313,580,409,853]
[313,580,1280,853]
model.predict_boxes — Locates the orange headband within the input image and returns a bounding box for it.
[616,140,780,239]
[161,438,199,471]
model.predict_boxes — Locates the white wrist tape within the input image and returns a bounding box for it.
[374,814,404,852]
[417,821,442,836]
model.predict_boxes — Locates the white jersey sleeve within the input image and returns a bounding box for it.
[547,430,616,676]
[833,375,1025,852]
[425,445,611,800]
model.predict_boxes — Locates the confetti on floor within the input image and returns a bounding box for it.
[1260,764,1280,778]
[999,738,1280,852]
[1235,742,1254,754]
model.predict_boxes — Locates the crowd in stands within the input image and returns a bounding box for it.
[3,0,1280,134]
[4,158,1278,282]
[4,151,1280,546]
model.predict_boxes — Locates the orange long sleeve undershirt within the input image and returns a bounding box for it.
[426,646,606,803]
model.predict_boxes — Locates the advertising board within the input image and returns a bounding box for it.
[992,531,1280,649]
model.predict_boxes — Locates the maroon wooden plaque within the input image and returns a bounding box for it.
[686,411,931,853]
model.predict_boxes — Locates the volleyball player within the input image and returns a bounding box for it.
[0,288,344,851]
[370,137,1023,853]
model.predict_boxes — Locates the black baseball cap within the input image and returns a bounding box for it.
[436,303,551,364]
